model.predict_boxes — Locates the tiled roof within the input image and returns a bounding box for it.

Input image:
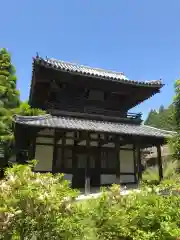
[14,114,175,139]
[34,56,163,87]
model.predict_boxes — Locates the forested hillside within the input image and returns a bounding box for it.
[144,104,176,131]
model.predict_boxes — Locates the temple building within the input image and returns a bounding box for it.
[14,56,173,193]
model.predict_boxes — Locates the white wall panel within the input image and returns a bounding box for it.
[101,174,116,184]
[63,174,73,183]
[120,175,135,183]
[120,149,135,183]
[34,145,53,171]
[36,137,53,144]
[120,150,134,172]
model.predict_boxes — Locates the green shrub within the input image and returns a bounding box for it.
[78,184,180,240]
[0,163,88,240]
[142,160,179,186]
[142,165,160,185]
[1,164,180,239]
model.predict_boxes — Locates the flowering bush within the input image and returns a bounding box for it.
[1,163,180,239]
[0,162,84,239]
[80,184,180,240]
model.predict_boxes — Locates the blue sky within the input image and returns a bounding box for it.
[1,0,180,119]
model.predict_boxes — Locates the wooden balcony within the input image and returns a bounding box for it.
[46,102,142,123]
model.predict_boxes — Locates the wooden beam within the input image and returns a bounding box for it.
[157,144,163,181]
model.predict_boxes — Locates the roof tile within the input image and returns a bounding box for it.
[14,115,174,138]
[34,56,163,87]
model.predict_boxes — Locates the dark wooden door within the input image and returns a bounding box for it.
[72,147,100,189]
[89,150,101,187]
[72,149,86,188]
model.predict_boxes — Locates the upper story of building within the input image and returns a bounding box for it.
[29,55,163,124]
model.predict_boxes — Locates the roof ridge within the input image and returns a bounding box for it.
[13,114,140,126]
[13,114,51,122]
[33,55,163,87]
[47,58,162,84]
[144,125,176,134]
[46,57,126,76]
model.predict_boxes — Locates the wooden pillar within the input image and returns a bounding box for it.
[31,137,36,160]
[52,129,57,173]
[133,144,138,184]
[72,132,78,188]
[61,132,65,169]
[157,144,163,181]
[27,128,37,161]
[115,137,120,185]
[85,132,90,195]
[136,142,142,182]
[97,134,101,188]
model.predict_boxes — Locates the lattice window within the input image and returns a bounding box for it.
[101,150,116,169]
[64,149,72,168]
[55,148,62,169]
[77,153,86,168]
[90,155,95,168]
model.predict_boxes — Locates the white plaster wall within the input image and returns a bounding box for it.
[120,175,135,183]
[9,155,16,163]
[38,128,54,136]
[120,149,135,183]
[121,144,133,149]
[100,148,135,185]
[78,140,86,146]
[100,134,105,140]
[63,174,73,183]
[100,174,135,185]
[36,137,53,144]
[65,139,74,145]
[34,145,53,171]
[57,139,62,144]
[120,150,134,172]
[90,133,98,139]
[102,142,115,148]
[66,132,74,137]
[90,141,98,147]
[101,174,116,184]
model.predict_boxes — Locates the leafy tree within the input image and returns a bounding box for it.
[15,101,46,116]
[0,48,20,108]
[0,48,20,137]
[169,80,180,159]
[159,104,165,113]
[144,109,158,127]
[0,48,20,166]
[0,48,45,169]
[144,105,176,131]
[173,79,180,129]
